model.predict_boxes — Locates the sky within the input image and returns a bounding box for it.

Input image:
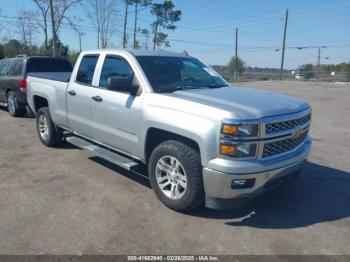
[1,0,349,69]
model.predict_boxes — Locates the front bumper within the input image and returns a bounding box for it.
[203,137,311,209]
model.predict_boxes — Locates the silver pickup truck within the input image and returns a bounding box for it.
[27,50,312,211]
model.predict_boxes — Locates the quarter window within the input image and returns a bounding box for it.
[99,56,133,88]
[0,60,10,76]
[76,55,99,85]
[9,60,24,76]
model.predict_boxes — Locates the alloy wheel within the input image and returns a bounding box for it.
[155,156,187,200]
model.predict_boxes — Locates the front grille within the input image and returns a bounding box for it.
[262,131,308,158]
[265,114,311,134]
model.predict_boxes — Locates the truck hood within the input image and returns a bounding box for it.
[166,86,310,119]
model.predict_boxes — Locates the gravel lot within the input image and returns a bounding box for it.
[0,81,349,255]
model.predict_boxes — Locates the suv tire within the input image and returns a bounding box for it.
[36,107,62,147]
[148,140,204,212]
[7,91,25,117]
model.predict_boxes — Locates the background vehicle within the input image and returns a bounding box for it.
[27,50,312,211]
[0,55,72,117]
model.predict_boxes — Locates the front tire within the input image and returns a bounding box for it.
[148,140,204,212]
[36,107,62,147]
[7,91,25,117]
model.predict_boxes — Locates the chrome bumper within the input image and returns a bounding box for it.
[203,137,311,205]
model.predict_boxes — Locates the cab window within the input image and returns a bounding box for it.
[76,55,99,85]
[99,56,133,89]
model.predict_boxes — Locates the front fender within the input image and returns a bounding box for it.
[141,106,219,166]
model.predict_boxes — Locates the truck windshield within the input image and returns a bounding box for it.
[136,56,228,93]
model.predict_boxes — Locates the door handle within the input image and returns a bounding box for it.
[68,90,76,96]
[92,96,103,102]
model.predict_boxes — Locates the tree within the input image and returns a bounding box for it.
[2,40,25,58]
[130,0,151,49]
[122,0,131,48]
[16,10,39,55]
[0,44,4,59]
[303,64,315,79]
[32,0,81,51]
[32,0,50,47]
[226,56,245,80]
[66,16,85,52]
[140,28,151,49]
[84,0,118,49]
[338,62,350,83]
[39,38,69,57]
[150,0,181,50]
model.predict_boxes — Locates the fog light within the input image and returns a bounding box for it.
[231,178,255,189]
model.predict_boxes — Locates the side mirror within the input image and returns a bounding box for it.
[107,76,141,96]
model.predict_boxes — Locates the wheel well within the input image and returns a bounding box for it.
[33,96,48,113]
[145,128,200,162]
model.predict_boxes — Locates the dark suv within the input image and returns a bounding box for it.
[0,55,72,117]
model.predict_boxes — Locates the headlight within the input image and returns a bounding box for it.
[220,120,259,158]
[221,123,259,137]
[220,143,257,158]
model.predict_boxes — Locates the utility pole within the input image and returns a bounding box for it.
[234,27,238,81]
[49,0,57,56]
[316,47,321,80]
[133,1,138,49]
[123,0,129,48]
[280,8,289,80]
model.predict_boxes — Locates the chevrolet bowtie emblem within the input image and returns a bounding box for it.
[294,128,303,139]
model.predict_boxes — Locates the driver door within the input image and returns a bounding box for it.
[90,54,143,155]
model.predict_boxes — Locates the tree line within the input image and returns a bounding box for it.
[0,0,182,61]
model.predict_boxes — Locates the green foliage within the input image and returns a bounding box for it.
[1,40,26,58]
[303,64,315,79]
[154,32,170,48]
[66,51,80,65]
[150,0,181,49]
[0,44,4,59]
[338,62,350,82]
[225,56,245,81]
[0,37,76,62]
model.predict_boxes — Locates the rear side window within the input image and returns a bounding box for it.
[0,60,10,76]
[9,59,24,76]
[99,56,133,88]
[27,58,72,73]
[76,55,99,85]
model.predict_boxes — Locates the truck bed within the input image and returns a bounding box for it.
[27,72,71,82]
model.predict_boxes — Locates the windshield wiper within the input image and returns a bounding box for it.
[207,84,228,89]
[158,85,199,93]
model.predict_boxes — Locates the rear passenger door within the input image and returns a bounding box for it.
[67,54,99,138]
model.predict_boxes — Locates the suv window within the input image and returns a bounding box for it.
[99,56,133,88]
[76,55,99,85]
[0,60,10,76]
[9,59,24,76]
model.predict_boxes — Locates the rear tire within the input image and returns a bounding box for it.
[7,91,25,117]
[36,107,62,147]
[148,140,204,212]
